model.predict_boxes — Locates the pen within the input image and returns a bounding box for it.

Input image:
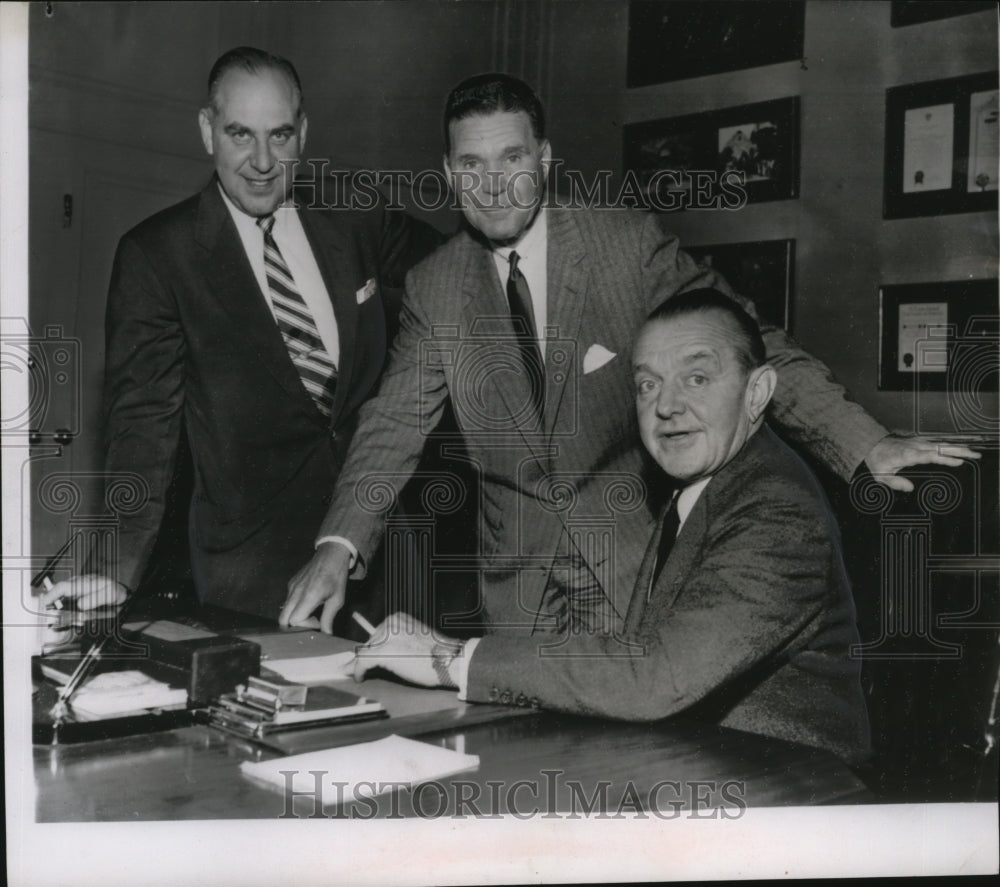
[351,611,376,638]
[32,536,76,591]
[49,590,141,734]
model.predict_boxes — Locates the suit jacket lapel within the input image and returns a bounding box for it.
[297,206,354,426]
[653,491,707,610]
[624,490,708,632]
[195,181,317,410]
[543,208,589,438]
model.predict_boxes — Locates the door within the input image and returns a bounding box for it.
[28,128,207,577]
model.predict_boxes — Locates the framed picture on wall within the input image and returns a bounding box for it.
[890,1,995,28]
[623,96,800,211]
[878,280,999,391]
[626,1,805,88]
[686,239,795,332]
[883,71,999,219]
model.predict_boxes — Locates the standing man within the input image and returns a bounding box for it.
[350,291,872,765]
[283,72,976,634]
[43,47,439,619]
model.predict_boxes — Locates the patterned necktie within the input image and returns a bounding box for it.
[506,251,544,421]
[257,215,337,418]
[651,494,681,591]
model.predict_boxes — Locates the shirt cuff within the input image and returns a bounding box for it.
[455,637,481,701]
[314,535,358,570]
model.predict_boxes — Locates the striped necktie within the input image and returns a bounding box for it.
[257,215,337,418]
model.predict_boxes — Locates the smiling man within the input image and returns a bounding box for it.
[352,289,872,764]
[43,47,439,619]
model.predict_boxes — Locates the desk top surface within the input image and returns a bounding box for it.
[35,700,870,821]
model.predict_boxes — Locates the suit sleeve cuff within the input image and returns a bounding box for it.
[314,535,358,570]
[455,638,481,700]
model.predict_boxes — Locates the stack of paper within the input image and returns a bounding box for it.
[240,734,480,806]
[68,670,188,718]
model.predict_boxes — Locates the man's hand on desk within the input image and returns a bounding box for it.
[352,612,462,690]
[281,541,352,634]
[40,574,127,611]
[864,433,980,493]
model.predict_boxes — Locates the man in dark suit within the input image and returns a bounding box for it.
[284,72,975,636]
[351,289,871,764]
[42,47,438,619]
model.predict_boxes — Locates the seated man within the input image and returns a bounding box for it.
[351,288,872,765]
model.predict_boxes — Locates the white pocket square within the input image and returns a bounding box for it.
[356,278,377,304]
[583,344,617,375]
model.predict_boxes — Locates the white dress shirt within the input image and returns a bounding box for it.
[491,207,549,358]
[676,476,712,531]
[218,184,340,367]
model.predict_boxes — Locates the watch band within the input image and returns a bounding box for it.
[431,640,463,688]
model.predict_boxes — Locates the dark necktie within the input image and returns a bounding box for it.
[505,251,544,421]
[651,495,681,590]
[257,215,337,418]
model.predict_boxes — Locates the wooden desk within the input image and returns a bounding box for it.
[35,703,870,821]
[33,613,871,820]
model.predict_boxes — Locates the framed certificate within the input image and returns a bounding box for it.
[878,280,999,391]
[883,71,999,218]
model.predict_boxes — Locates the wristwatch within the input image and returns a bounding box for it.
[430,639,463,688]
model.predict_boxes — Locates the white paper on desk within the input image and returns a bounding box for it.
[263,651,356,683]
[240,734,479,805]
[69,670,188,717]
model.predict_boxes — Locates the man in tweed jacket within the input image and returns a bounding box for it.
[352,290,872,765]
[283,72,975,634]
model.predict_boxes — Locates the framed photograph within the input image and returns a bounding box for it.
[883,71,999,218]
[890,1,995,28]
[878,280,999,391]
[623,96,800,211]
[626,1,805,88]
[686,239,795,331]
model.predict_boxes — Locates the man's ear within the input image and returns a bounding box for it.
[298,113,308,153]
[198,108,214,156]
[540,139,552,184]
[745,363,777,423]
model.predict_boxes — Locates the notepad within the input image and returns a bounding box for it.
[240,734,480,806]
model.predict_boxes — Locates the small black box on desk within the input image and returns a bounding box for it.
[116,619,261,704]
[38,619,262,706]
